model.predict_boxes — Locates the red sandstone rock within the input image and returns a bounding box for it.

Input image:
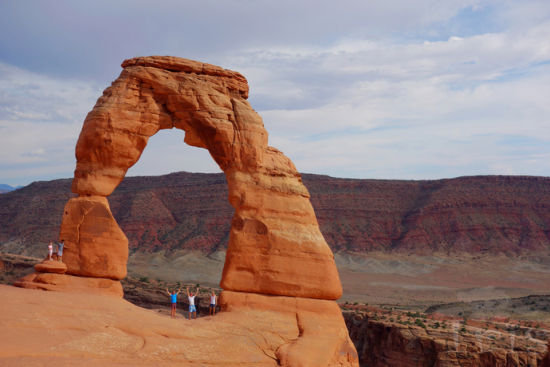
[59,196,128,280]
[13,56,353,365]
[0,285,355,366]
[34,260,67,274]
[14,273,123,297]
[220,291,358,366]
[63,56,341,299]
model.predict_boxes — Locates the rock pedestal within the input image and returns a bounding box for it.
[59,196,128,280]
[220,291,357,366]
[34,260,67,274]
[15,259,122,297]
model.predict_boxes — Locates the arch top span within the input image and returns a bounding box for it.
[121,56,249,99]
[61,56,342,300]
[73,56,261,197]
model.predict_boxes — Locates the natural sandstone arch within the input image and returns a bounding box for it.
[59,56,342,300]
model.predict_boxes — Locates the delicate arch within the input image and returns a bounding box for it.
[60,56,342,300]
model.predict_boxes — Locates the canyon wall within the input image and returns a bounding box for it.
[2,173,550,257]
[344,312,549,367]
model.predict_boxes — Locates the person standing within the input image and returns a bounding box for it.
[57,240,65,262]
[187,286,199,319]
[209,290,217,316]
[48,242,53,260]
[166,287,182,318]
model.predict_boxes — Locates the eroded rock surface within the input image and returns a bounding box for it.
[34,260,67,274]
[60,196,128,280]
[57,55,342,299]
[0,285,352,366]
[221,291,358,366]
[344,312,548,367]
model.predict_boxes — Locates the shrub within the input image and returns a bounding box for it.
[415,319,426,328]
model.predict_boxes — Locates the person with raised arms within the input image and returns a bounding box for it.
[166,286,182,318]
[187,286,200,319]
[209,289,217,316]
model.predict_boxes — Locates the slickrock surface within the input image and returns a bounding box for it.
[14,272,124,297]
[220,291,357,366]
[0,285,356,367]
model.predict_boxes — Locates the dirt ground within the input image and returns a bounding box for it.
[336,252,550,309]
[3,250,549,311]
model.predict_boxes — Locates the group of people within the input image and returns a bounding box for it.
[166,286,217,319]
[47,240,215,320]
[47,239,65,262]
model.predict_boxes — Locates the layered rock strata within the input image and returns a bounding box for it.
[15,56,354,366]
[344,312,548,367]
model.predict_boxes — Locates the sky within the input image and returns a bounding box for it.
[1,0,549,187]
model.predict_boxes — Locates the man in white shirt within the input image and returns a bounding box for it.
[186,286,200,319]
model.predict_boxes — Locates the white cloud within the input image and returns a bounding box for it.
[1,1,550,185]
[234,18,550,179]
[0,63,102,184]
[0,63,223,185]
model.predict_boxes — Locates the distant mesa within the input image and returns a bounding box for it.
[2,173,550,257]
[14,56,357,366]
[0,184,20,194]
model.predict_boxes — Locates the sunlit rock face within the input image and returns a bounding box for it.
[64,55,342,299]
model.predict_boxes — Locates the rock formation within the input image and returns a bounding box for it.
[55,56,341,299]
[344,312,549,367]
[542,343,550,367]
[34,260,67,274]
[1,284,356,366]
[15,56,356,366]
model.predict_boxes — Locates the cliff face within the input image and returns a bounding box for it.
[1,172,550,257]
[305,174,550,255]
[0,179,73,253]
[343,312,549,367]
[0,173,232,256]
